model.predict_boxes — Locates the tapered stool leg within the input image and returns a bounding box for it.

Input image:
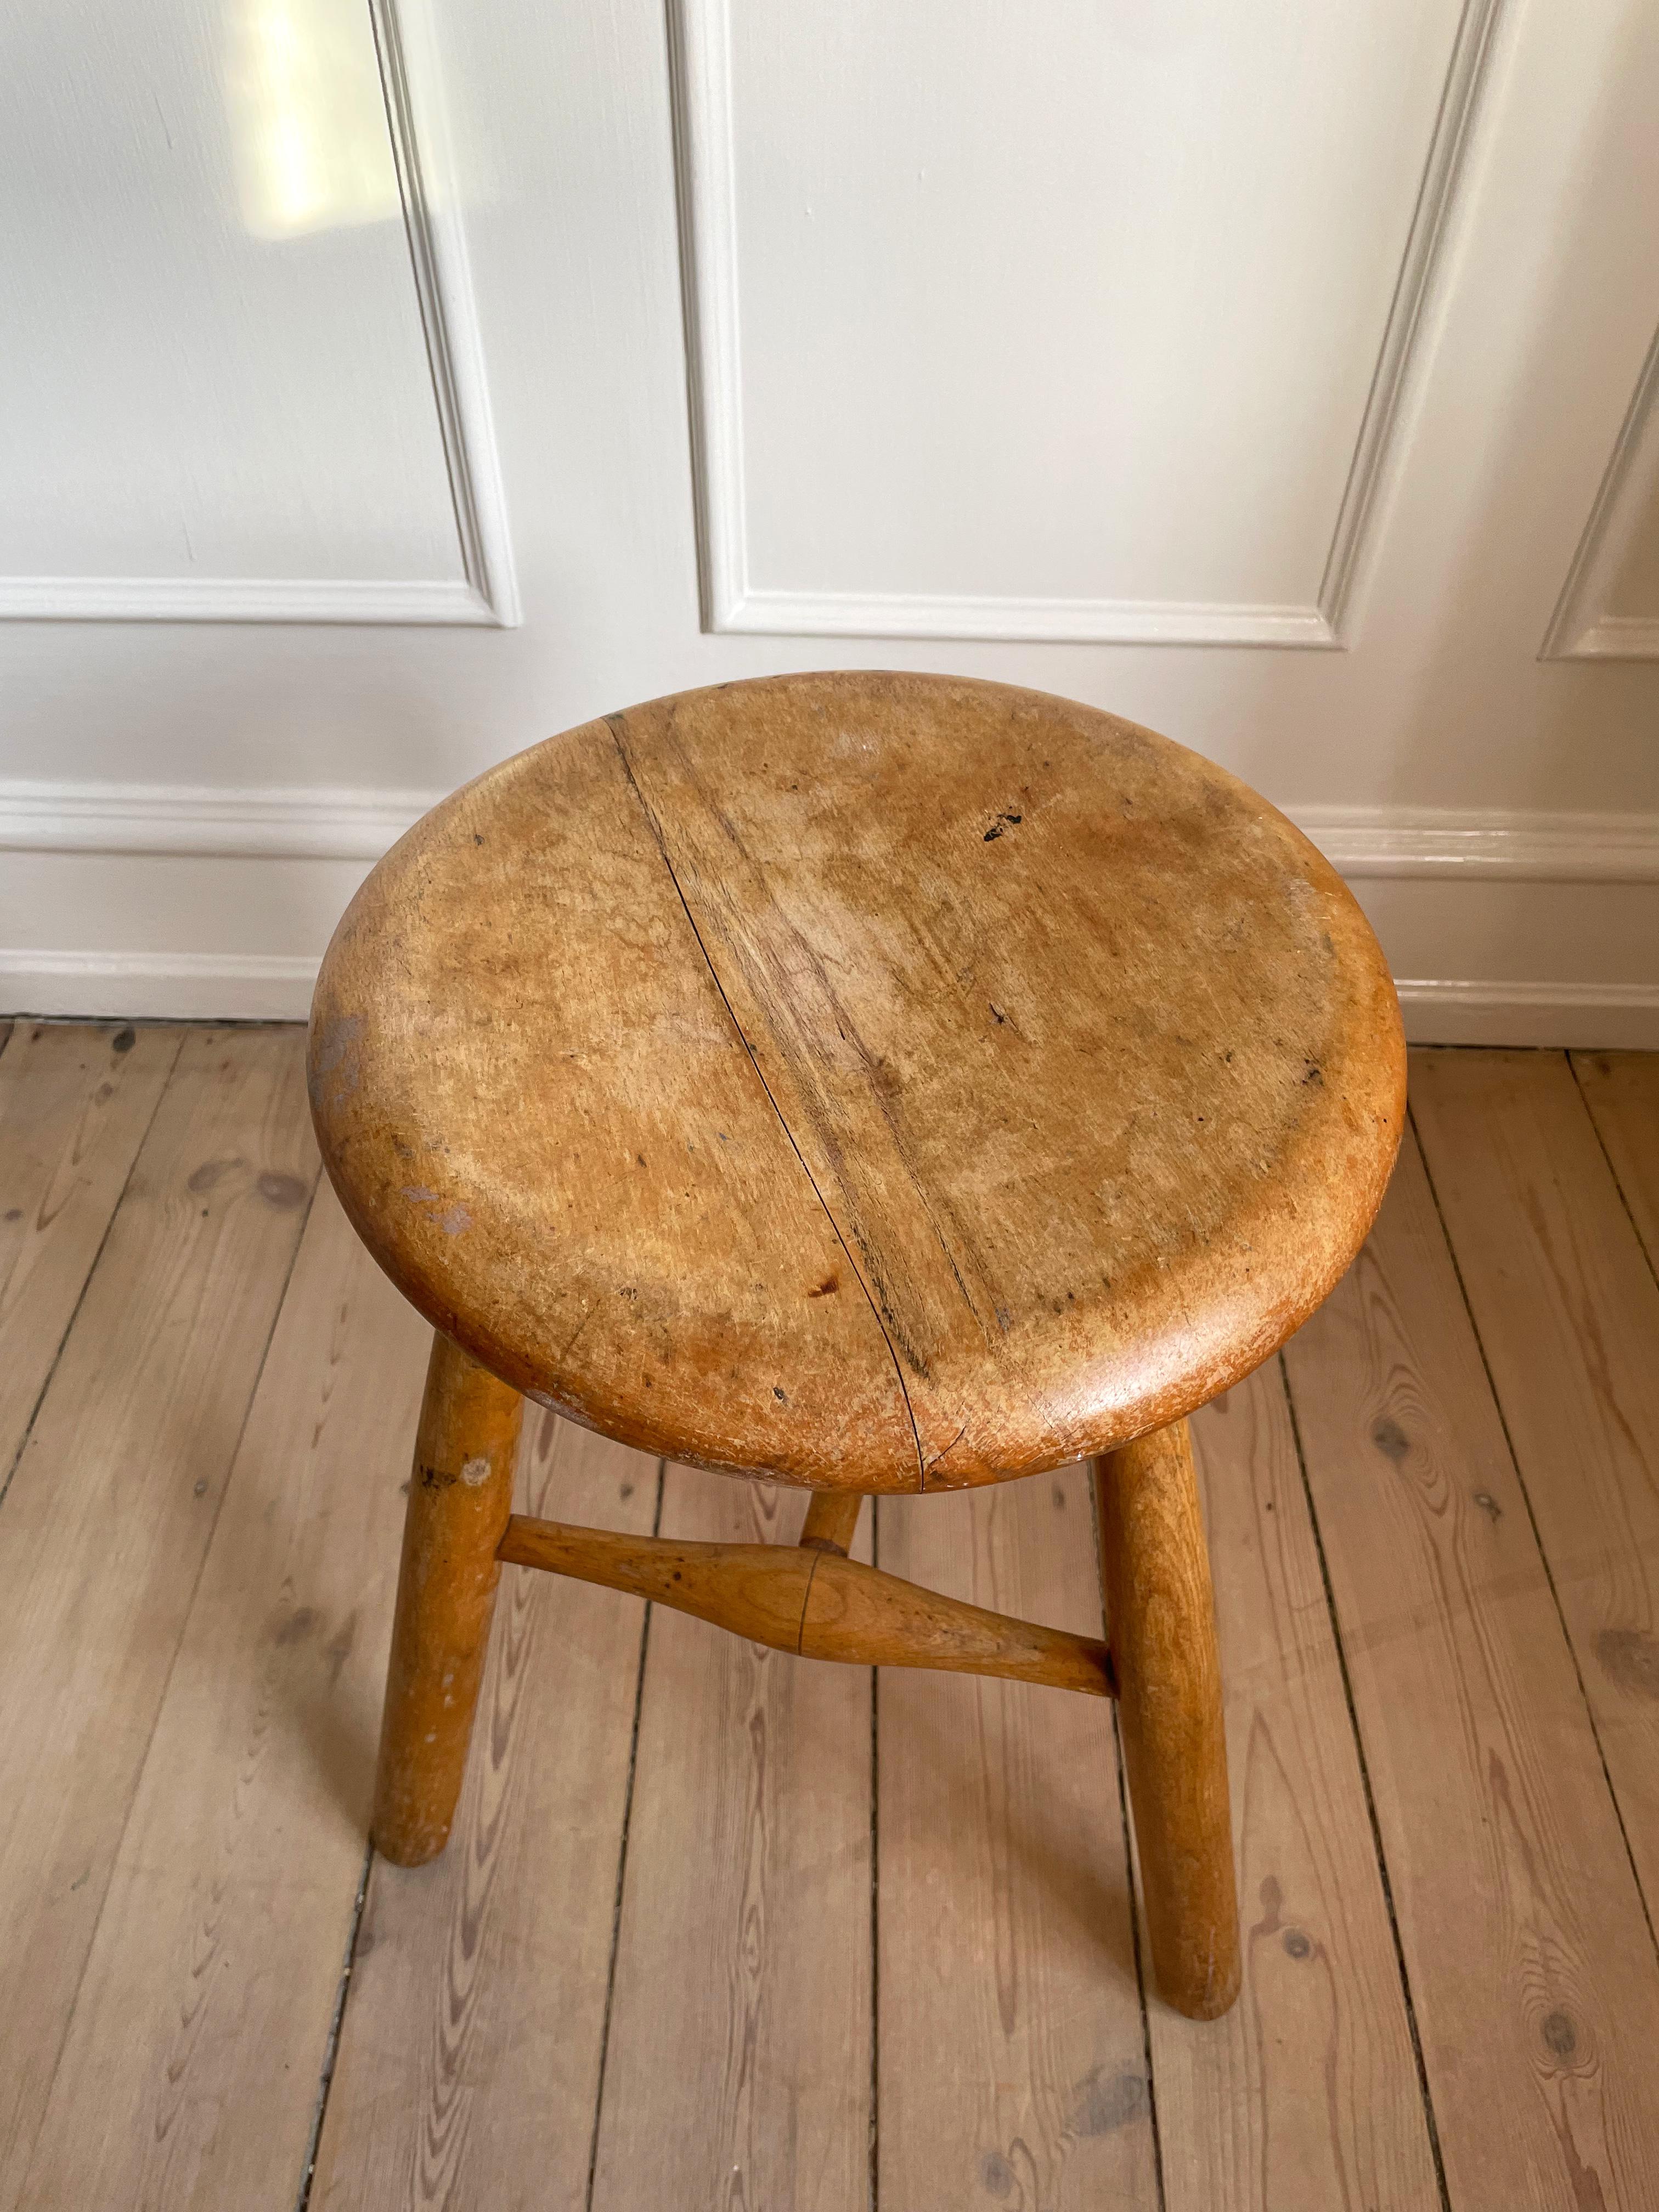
[373,1332,524,1866]
[1093,1419,1240,2019]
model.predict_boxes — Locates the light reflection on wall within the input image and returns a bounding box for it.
[223,0,401,239]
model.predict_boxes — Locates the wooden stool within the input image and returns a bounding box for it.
[309,672,1403,2023]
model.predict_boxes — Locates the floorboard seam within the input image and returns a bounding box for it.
[584,1457,667,2212]
[1566,1053,1659,1296]
[293,1841,374,2212]
[0,1024,185,1519]
[1087,1458,1166,2212]
[1111,1701,1167,2212]
[1277,1350,1453,2212]
[1410,1098,1659,1973]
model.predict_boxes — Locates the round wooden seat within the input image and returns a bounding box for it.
[309,671,1403,1493]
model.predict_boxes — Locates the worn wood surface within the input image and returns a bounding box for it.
[0,1028,317,2211]
[1147,1375,1441,2210]
[1283,1127,1659,2209]
[590,1468,873,2212]
[373,1334,524,1867]
[499,1510,1114,1695]
[876,1470,1160,2211]
[1410,1048,1659,1912]
[1096,1421,1240,2020]
[17,1183,426,2211]
[0,1019,179,1482]
[315,1413,662,2211]
[311,671,1403,1490]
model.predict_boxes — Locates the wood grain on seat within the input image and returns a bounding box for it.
[309,672,1403,1490]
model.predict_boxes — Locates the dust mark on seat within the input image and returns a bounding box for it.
[402,1185,472,1237]
[605,711,928,1488]
[309,1013,363,1111]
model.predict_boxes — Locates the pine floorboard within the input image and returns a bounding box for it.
[590,1472,874,2212]
[1410,1049,1659,1911]
[0,1026,317,2211]
[876,1466,1159,2212]
[315,1413,663,2211]
[19,1183,427,2211]
[2,1031,1657,2210]
[0,1018,180,1490]
[1148,1367,1442,2212]
[1283,1126,1659,2208]
[1570,1049,1659,1269]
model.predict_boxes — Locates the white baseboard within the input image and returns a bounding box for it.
[1293,806,1659,882]
[0,951,318,1022]
[1,781,1656,1042]
[1395,979,1659,1048]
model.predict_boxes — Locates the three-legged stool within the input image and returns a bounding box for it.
[309,671,1403,2022]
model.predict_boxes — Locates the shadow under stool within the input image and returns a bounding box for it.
[307,669,1404,2023]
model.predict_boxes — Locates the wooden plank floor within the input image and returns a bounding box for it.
[3,1023,1658,2210]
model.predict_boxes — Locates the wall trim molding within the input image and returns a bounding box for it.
[0,578,503,627]
[1542,319,1659,660]
[669,0,1503,647]
[368,0,520,628]
[0,780,442,859]
[0,0,518,630]
[712,592,1341,650]
[4,780,1657,881]
[1553,614,1659,661]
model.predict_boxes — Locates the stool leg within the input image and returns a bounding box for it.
[799,1489,864,1555]
[373,1332,524,1867]
[1093,1419,1240,2019]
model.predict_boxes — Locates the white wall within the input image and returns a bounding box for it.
[2,0,1656,1040]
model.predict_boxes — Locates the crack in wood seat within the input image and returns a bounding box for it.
[310,671,1404,1492]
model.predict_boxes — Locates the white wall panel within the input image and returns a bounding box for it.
[677,0,1494,641]
[0,0,514,622]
